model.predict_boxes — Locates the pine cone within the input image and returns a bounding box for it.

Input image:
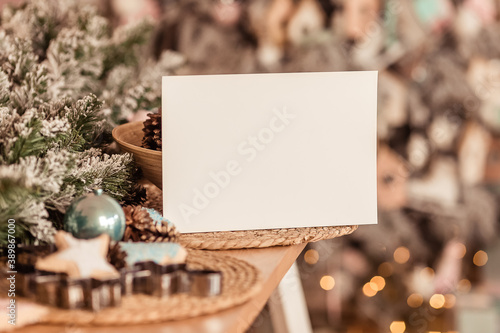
[122,205,178,243]
[107,242,127,270]
[142,109,162,151]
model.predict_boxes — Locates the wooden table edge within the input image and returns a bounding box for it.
[12,244,307,333]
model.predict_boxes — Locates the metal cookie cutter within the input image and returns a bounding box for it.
[16,264,38,299]
[89,277,122,312]
[46,273,121,311]
[59,276,90,310]
[121,264,153,296]
[134,261,187,297]
[34,272,61,307]
[129,262,223,298]
[186,270,223,297]
[153,263,187,298]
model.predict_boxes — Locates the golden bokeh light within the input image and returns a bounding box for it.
[320,275,335,290]
[420,267,435,278]
[407,293,423,308]
[444,294,456,309]
[370,276,386,291]
[457,279,472,293]
[473,250,488,266]
[394,247,410,264]
[362,282,377,297]
[304,249,320,265]
[389,321,406,333]
[429,294,445,309]
[378,262,393,277]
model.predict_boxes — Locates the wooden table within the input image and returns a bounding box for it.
[16,244,306,333]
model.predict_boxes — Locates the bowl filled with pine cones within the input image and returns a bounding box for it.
[112,110,163,189]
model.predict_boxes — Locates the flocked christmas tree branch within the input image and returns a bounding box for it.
[0,0,185,245]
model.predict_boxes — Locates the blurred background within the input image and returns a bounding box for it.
[3,0,500,332]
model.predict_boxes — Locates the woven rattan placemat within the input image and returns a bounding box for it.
[40,250,261,326]
[143,182,358,250]
[178,225,358,250]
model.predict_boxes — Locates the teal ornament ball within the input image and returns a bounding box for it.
[64,189,126,241]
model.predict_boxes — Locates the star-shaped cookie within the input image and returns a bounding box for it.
[35,231,119,279]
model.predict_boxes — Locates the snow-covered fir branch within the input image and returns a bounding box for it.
[0,0,183,245]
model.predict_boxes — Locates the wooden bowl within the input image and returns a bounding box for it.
[112,121,163,189]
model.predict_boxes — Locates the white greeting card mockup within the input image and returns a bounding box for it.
[162,71,378,233]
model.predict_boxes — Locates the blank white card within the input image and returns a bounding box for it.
[162,71,378,233]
